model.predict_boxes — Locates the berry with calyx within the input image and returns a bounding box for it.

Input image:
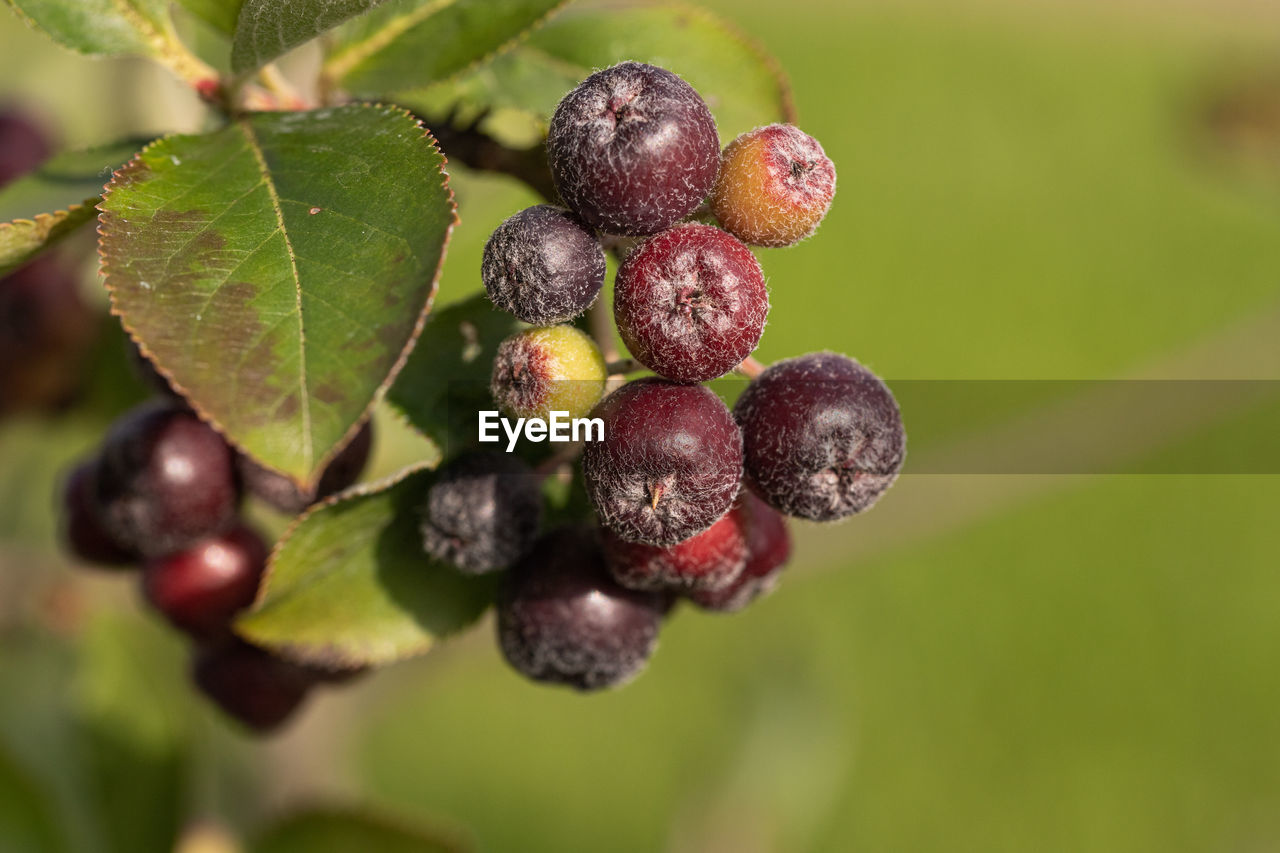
[614,223,768,382]
[420,451,543,574]
[192,638,314,733]
[711,124,837,247]
[142,524,269,640]
[238,420,374,515]
[547,61,720,236]
[93,401,240,557]
[688,491,791,612]
[582,378,743,546]
[491,325,607,422]
[735,352,904,521]
[602,510,746,593]
[497,526,666,690]
[482,204,606,325]
[60,460,136,568]
[0,108,51,187]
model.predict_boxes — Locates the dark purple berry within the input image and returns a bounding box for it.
[482,204,606,325]
[59,460,136,567]
[192,638,313,733]
[734,352,905,521]
[582,378,743,546]
[238,420,374,515]
[0,255,97,415]
[0,108,51,187]
[602,511,746,593]
[497,526,666,690]
[93,401,240,557]
[419,450,543,574]
[142,524,268,640]
[688,491,791,612]
[614,224,768,382]
[547,62,720,236]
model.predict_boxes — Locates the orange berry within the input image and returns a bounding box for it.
[711,124,837,247]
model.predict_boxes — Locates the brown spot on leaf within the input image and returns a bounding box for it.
[109,157,153,191]
[314,381,345,406]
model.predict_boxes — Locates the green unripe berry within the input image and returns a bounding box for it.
[491,325,607,422]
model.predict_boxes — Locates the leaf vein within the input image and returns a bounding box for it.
[238,119,315,476]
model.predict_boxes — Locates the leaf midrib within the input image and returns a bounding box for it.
[324,0,458,81]
[238,118,315,475]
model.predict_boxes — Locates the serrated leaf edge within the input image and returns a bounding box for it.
[0,201,99,273]
[96,104,459,491]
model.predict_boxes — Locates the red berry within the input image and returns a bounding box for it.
[602,512,747,593]
[582,378,743,546]
[711,124,837,247]
[614,224,768,382]
[688,491,792,612]
[142,524,269,640]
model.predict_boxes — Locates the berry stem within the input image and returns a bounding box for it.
[736,356,767,379]
[605,358,642,376]
[590,299,621,365]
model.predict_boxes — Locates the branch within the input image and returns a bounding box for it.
[424,109,557,201]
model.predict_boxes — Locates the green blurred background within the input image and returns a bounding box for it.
[3,0,1280,850]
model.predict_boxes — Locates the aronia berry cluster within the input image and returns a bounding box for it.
[415,61,906,691]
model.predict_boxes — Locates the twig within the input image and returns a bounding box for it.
[425,108,558,201]
[736,356,767,379]
[590,299,620,365]
[606,358,641,375]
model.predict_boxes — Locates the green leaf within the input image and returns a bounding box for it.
[0,139,145,273]
[98,105,456,487]
[0,207,93,275]
[231,0,391,73]
[5,0,174,58]
[252,810,465,853]
[326,0,567,95]
[236,468,495,667]
[0,747,68,853]
[174,0,242,34]
[386,294,522,454]
[73,615,191,853]
[0,139,143,224]
[401,1,795,144]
